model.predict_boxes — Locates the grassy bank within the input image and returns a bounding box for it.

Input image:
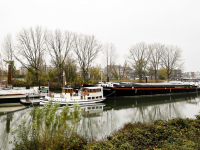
[85,117,200,149]
[12,102,200,149]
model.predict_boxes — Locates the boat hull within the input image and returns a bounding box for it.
[0,94,26,103]
[39,98,106,106]
[103,85,199,97]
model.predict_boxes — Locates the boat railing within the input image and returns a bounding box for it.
[0,85,9,90]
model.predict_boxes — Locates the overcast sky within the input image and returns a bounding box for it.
[1,0,200,72]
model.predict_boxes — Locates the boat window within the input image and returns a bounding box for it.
[92,107,95,109]
[96,96,98,99]
[100,96,102,98]
[88,107,91,109]
[92,97,95,99]
[88,97,91,100]
[99,106,102,109]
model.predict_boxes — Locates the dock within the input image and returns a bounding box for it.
[20,98,40,106]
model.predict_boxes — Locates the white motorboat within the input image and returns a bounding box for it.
[0,90,26,100]
[0,87,40,101]
[40,86,106,106]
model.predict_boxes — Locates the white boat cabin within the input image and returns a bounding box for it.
[61,87,104,100]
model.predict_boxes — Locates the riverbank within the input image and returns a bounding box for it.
[85,117,200,149]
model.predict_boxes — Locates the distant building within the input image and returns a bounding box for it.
[171,69,182,80]
[194,72,200,78]
[182,71,200,79]
[20,66,27,75]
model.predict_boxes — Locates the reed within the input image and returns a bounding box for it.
[12,101,86,149]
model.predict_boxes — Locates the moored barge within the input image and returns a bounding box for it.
[83,82,200,97]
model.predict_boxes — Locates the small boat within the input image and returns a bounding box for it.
[40,86,106,106]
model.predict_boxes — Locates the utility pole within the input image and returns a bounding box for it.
[101,70,102,82]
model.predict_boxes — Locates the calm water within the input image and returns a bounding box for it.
[1,93,200,149]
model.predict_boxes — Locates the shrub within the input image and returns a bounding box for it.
[13,79,26,87]
[12,101,84,149]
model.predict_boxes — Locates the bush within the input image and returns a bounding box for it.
[13,79,26,87]
[86,117,200,149]
[12,101,84,149]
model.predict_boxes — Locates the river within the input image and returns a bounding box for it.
[1,92,200,149]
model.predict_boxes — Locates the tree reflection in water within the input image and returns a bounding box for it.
[0,107,32,150]
[78,93,200,141]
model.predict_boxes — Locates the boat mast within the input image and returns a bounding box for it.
[63,71,65,88]
[62,71,66,88]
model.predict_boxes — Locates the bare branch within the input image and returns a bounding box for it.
[128,42,150,81]
[15,26,46,83]
[161,45,183,80]
[73,34,102,80]
[2,33,14,61]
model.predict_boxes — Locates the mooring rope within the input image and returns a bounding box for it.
[106,91,115,97]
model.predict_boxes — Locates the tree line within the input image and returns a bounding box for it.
[102,42,183,82]
[1,26,183,89]
[128,42,183,81]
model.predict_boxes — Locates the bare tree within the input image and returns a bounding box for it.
[110,65,120,80]
[161,45,183,80]
[64,54,78,86]
[73,34,102,81]
[147,65,154,80]
[110,62,129,80]
[107,61,129,81]
[102,43,117,81]
[2,33,14,61]
[148,43,164,81]
[15,26,46,84]
[128,42,150,81]
[1,34,19,79]
[45,29,74,86]
[121,60,129,79]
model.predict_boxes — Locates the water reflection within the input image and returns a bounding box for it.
[0,106,32,150]
[79,93,200,141]
[1,93,200,149]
